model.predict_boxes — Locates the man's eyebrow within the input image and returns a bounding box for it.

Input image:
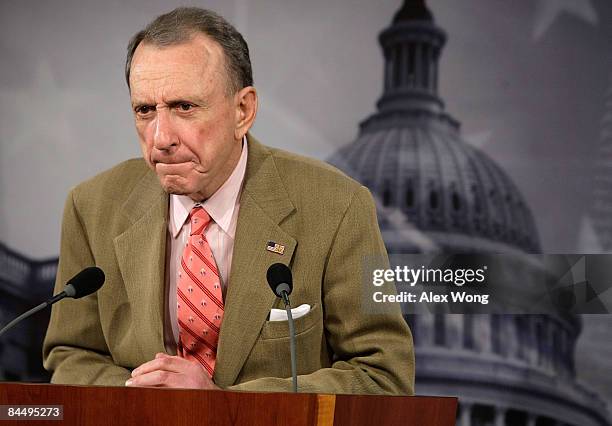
[131,97,203,107]
[131,99,153,108]
[166,99,193,105]
[167,97,210,108]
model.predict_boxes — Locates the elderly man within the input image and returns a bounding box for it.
[43,7,414,394]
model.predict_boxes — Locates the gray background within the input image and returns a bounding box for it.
[1,0,611,406]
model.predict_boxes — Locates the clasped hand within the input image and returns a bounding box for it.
[125,353,219,389]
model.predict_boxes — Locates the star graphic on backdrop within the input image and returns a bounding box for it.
[545,255,612,313]
[533,0,598,40]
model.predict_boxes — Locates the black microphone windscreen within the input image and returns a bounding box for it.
[66,267,105,299]
[266,263,293,297]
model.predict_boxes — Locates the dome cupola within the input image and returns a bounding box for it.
[329,0,540,253]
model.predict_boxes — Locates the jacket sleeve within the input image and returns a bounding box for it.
[227,185,415,395]
[42,189,131,386]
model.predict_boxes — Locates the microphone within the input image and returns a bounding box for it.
[0,267,105,338]
[51,266,106,302]
[266,263,298,393]
[267,262,293,305]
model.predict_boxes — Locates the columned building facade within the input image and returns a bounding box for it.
[0,243,56,382]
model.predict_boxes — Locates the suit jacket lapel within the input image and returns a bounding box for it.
[214,136,297,387]
[113,169,169,362]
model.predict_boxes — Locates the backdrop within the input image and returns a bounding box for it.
[1,1,611,424]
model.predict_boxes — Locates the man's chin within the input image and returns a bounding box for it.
[158,176,191,195]
[164,186,189,196]
[158,176,207,201]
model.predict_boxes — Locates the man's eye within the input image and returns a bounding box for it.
[178,103,193,111]
[136,106,154,115]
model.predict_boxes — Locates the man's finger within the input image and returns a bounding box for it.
[126,370,176,387]
[131,355,187,377]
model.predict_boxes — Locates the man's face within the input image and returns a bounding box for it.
[129,34,244,200]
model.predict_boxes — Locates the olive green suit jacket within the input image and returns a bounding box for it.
[43,136,415,394]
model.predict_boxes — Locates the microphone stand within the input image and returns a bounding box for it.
[281,290,298,393]
[0,267,103,339]
[0,291,69,338]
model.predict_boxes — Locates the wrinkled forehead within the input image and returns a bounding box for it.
[129,34,227,98]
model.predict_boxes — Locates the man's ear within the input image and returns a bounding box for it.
[234,86,258,140]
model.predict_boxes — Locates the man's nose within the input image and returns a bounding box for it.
[153,109,178,152]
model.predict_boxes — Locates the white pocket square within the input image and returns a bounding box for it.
[269,304,311,321]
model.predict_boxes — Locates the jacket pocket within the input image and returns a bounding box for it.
[260,302,321,340]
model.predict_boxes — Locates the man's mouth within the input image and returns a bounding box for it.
[154,159,189,164]
[155,161,191,172]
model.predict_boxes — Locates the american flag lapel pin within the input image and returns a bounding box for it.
[266,241,285,255]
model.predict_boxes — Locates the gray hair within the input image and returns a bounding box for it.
[125,7,253,94]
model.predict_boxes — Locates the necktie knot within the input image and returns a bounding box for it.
[190,206,211,236]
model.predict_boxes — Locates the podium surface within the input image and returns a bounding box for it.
[0,382,457,425]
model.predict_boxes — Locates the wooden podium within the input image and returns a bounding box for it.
[0,382,457,425]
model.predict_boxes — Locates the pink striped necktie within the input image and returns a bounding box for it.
[176,206,224,378]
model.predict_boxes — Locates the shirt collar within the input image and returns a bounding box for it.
[170,137,248,238]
